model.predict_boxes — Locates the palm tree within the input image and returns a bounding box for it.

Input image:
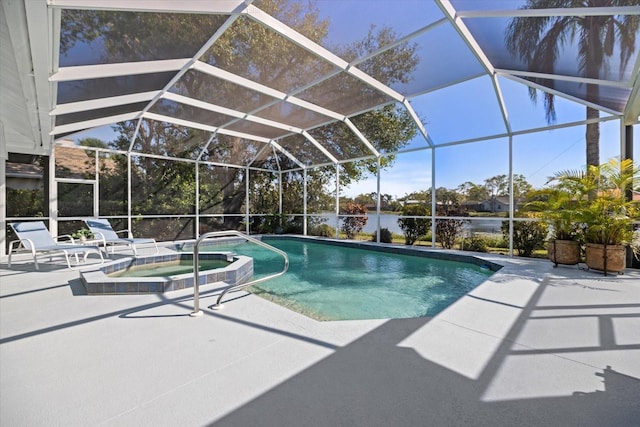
[505,1,639,168]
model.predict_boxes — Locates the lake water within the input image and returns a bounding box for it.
[313,213,503,235]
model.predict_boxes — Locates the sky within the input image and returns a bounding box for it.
[342,77,638,199]
[61,1,639,200]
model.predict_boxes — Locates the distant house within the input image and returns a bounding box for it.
[480,196,510,213]
[6,162,43,190]
[6,140,117,190]
[460,200,483,212]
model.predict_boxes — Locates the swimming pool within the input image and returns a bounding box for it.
[193,237,499,321]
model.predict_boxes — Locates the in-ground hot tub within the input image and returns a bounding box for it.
[81,252,253,295]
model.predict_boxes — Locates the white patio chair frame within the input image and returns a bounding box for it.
[8,221,104,270]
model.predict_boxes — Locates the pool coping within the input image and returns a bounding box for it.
[262,234,504,271]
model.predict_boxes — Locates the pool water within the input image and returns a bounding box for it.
[109,259,230,278]
[198,238,495,321]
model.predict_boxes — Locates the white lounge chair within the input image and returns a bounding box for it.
[84,218,158,255]
[8,221,104,270]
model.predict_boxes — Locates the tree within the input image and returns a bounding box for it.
[457,181,489,202]
[354,192,376,207]
[435,187,460,215]
[340,202,368,239]
[401,190,430,205]
[484,174,509,198]
[512,174,534,200]
[505,1,639,167]
[398,204,430,245]
[79,137,108,149]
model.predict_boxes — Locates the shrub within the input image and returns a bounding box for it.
[398,204,430,245]
[436,218,469,249]
[262,213,286,234]
[462,235,488,252]
[340,202,368,239]
[309,223,335,237]
[372,227,393,243]
[7,188,44,217]
[482,234,508,248]
[502,219,548,257]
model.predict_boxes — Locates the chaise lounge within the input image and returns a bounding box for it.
[84,218,159,255]
[8,221,104,270]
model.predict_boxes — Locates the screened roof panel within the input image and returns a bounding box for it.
[497,76,589,131]
[223,120,291,141]
[360,22,486,97]
[200,15,338,94]
[307,121,375,161]
[462,16,640,83]
[349,102,422,154]
[59,10,227,67]
[130,120,210,159]
[251,146,281,170]
[296,71,394,116]
[200,134,266,166]
[4,1,639,164]
[57,72,175,104]
[169,70,279,113]
[253,101,332,129]
[313,0,444,49]
[54,102,148,128]
[519,76,632,114]
[276,134,331,166]
[449,0,535,11]
[148,99,237,128]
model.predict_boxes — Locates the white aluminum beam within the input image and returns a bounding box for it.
[436,0,495,76]
[51,91,160,115]
[344,119,379,157]
[270,141,306,170]
[50,59,189,82]
[24,0,53,150]
[246,143,273,170]
[50,111,140,135]
[48,0,246,14]
[301,131,339,164]
[3,0,40,149]
[402,99,433,147]
[456,6,640,19]
[491,75,511,134]
[495,68,631,88]
[500,73,621,115]
[624,55,640,124]
[196,133,217,161]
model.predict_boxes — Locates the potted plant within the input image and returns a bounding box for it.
[71,228,94,243]
[526,175,586,266]
[580,159,639,274]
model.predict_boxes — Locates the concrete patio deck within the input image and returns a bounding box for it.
[1,245,639,426]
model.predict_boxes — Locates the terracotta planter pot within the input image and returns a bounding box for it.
[585,243,626,273]
[547,239,580,266]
